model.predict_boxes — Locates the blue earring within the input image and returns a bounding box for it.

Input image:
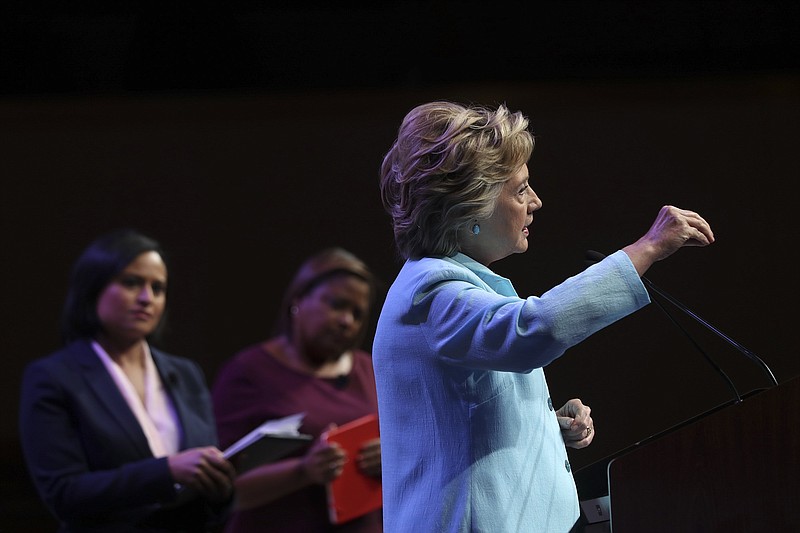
[471,224,480,235]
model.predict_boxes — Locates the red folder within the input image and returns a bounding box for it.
[322,414,382,524]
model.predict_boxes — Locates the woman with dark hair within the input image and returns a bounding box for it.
[212,247,382,532]
[19,229,235,532]
[374,101,715,532]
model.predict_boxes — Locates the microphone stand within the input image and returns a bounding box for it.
[640,276,779,388]
[585,250,779,393]
[646,290,743,403]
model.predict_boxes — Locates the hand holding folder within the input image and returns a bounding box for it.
[322,414,382,524]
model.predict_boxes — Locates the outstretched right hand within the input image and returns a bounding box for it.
[623,205,715,275]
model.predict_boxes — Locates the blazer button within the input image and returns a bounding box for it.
[565,459,571,473]
[547,397,554,411]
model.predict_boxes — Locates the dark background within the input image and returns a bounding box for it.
[2,2,799,529]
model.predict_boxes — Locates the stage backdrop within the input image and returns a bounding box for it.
[2,75,798,528]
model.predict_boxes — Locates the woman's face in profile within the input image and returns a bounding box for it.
[461,164,541,266]
[292,274,370,362]
[96,251,167,343]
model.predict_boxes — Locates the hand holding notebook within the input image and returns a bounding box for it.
[223,413,312,474]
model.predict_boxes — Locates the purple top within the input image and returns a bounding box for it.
[212,342,382,532]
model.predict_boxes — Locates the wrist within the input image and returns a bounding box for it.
[622,241,659,276]
[294,457,310,484]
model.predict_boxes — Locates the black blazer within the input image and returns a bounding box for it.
[19,338,225,532]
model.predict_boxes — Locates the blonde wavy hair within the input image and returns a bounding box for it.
[379,101,533,259]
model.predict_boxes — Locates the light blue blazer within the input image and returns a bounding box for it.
[373,251,649,533]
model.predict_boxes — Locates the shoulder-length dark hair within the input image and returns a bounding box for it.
[61,229,167,344]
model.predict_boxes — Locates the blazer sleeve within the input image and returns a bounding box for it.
[410,250,650,372]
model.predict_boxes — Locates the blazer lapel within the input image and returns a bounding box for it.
[151,349,191,447]
[151,349,215,450]
[72,340,153,457]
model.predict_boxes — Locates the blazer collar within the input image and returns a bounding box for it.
[70,339,157,457]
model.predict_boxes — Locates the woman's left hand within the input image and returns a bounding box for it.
[556,398,594,449]
[357,438,381,479]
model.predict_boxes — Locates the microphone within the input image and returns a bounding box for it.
[333,374,350,389]
[585,250,778,397]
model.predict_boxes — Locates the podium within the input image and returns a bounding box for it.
[575,375,800,532]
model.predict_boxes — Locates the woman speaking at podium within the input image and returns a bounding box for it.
[373,101,714,532]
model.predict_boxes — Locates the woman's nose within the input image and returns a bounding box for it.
[338,311,357,328]
[530,190,542,210]
[137,285,154,303]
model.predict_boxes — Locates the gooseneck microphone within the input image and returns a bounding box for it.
[585,250,779,398]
